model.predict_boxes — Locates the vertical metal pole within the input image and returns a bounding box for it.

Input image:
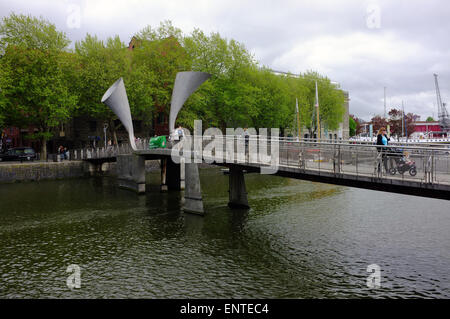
[103,123,108,148]
[315,81,321,142]
[296,98,301,142]
[318,147,321,172]
[401,100,404,138]
[338,145,341,174]
[432,150,435,183]
[285,142,287,166]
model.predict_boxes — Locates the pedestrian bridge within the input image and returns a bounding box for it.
[72,136,450,214]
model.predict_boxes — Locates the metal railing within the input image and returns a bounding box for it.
[67,139,149,161]
[70,135,450,187]
[179,135,450,187]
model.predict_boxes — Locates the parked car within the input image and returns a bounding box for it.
[0,147,37,162]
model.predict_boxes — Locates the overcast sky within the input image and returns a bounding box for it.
[1,0,449,121]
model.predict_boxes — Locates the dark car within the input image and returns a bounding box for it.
[0,147,37,162]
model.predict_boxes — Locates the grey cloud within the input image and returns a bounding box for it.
[1,0,450,121]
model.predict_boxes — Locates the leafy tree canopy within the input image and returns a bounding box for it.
[0,13,70,53]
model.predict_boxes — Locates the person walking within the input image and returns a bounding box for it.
[376,127,390,173]
[243,128,250,161]
[58,145,64,161]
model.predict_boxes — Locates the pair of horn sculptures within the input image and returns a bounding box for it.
[101,71,211,150]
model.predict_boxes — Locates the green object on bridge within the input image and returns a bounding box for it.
[149,136,167,149]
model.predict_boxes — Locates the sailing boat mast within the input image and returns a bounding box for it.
[296,98,301,141]
[315,81,320,141]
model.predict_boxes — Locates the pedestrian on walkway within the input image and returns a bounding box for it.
[243,128,250,160]
[57,145,65,161]
[376,127,390,172]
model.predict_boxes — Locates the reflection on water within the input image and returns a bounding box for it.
[0,167,449,298]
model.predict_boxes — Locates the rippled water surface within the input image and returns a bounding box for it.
[0,167,449,298]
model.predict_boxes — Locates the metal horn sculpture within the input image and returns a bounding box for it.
[101,78,137,150]
[169,71,211,133]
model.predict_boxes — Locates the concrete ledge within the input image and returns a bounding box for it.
[0,159,173,184]
[0,161,88,183]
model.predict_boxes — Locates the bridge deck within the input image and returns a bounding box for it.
[76,138,450,200]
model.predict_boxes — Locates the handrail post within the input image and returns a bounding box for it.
[432,150,435,184]
[375,149,382,178]
[337,144,341,174]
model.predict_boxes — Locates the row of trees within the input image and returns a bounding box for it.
[370,109,418,137]
[0,13,346,157]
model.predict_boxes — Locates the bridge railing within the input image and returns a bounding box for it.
[280,139,449,185]
[69,135,450,187]
[174,135,450,186]
[65,138,152,161]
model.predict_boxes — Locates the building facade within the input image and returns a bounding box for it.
[411,121,445,138]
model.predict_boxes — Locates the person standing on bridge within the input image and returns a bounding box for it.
[376,127,390,173]
[243,128,250,160]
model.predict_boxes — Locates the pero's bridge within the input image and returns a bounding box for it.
[79,71,450,215]
[76,136,450,215]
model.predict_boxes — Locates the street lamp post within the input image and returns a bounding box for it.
[103,123,108,147]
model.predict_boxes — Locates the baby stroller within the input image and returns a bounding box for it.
[388,149,417,176]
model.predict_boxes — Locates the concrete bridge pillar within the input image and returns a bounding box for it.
[184,163,204,215]
[161,157,182,191]
[180,157,185,190]
[83,161,97,176]
[116,154,146,194]
[167,158,181,190]
[160,158,168,192]
[228,166,249,209]
[83,161,103,176]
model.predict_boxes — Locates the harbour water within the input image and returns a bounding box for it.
[0,167,449,298]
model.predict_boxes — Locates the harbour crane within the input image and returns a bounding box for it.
[433,74,450,133]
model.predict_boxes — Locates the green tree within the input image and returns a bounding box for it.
[75,34,146,144]
[181,29,258,130]
[349,116,356,137]
[131,28,191,133]
[0,13,77,158]
[76,22,190,141]
[245,67,292,130]
[0,93,5,130]
[298,71,346,137]
[134,20,184,43]
[426,116,435,122]
[76,34,123,143]
[0,13,70,54]
[349,114,363,136]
